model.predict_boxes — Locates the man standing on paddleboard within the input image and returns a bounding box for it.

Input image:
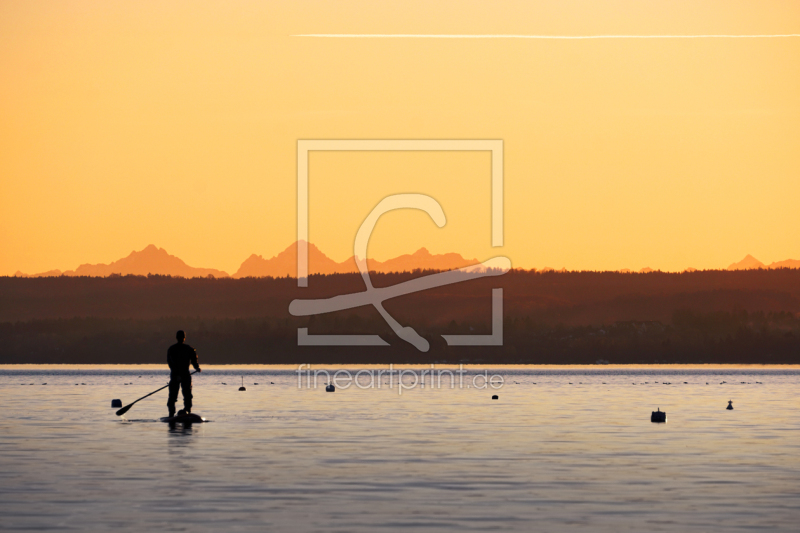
[167,330,201,418]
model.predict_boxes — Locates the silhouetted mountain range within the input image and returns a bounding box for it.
[233,241,477,278]
[727,254,800,271]
[10,247,800,279]
[13,242,478,279]
[14,245,229,278]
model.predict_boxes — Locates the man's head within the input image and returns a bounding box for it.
[176,330,186,343]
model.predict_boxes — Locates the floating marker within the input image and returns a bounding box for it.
[651,408,667,423]
[239,376,246,391]
[727,400,734,410]
[326,384,335,392]
[111,399,122,408]
[491,395,499,400]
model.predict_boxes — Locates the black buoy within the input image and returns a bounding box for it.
[651,408,667,423]
[326,384,335,392]
[491,395,499,400]
[111,399,122,408]
[239,376,246,391]
[727,400,733,410]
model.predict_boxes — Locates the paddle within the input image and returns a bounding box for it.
[116,370,198,416]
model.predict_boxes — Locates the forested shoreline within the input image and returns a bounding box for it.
[2,269,799,364]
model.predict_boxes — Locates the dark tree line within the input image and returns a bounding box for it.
[1,269,799,364]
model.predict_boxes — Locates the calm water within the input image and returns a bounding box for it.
[1,365,799,532]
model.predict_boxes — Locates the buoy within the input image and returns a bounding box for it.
[111,399,122,408]
[326,384,335,392]
[651,408,667,423]
[239,376,246,391]
[491,395,499,400]
[727,400,733,410]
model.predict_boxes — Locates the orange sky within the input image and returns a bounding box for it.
[1,1,799,276]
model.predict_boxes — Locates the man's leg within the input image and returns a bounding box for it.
[167,374,180,417]
[181,373,193,414]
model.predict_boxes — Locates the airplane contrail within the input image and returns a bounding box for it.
[294,34,800,40]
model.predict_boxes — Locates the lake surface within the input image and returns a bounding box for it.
[1,365,799,532]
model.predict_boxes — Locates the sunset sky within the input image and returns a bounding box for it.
[1,1,798,276]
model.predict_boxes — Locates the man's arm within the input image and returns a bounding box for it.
[191,347,201,372]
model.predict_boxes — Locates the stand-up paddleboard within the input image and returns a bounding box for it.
[160,413,206,424]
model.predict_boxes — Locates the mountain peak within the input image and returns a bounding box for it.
[728,254,766,271]
[25,245,232,278]
[233,242,478,278]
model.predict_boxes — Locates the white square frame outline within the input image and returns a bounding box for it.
[295,139,504,347]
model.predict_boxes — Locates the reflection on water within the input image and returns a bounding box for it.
[1,365,799,532]
[167,422,198,438]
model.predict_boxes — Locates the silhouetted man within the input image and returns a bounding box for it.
[167,330,201,417]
